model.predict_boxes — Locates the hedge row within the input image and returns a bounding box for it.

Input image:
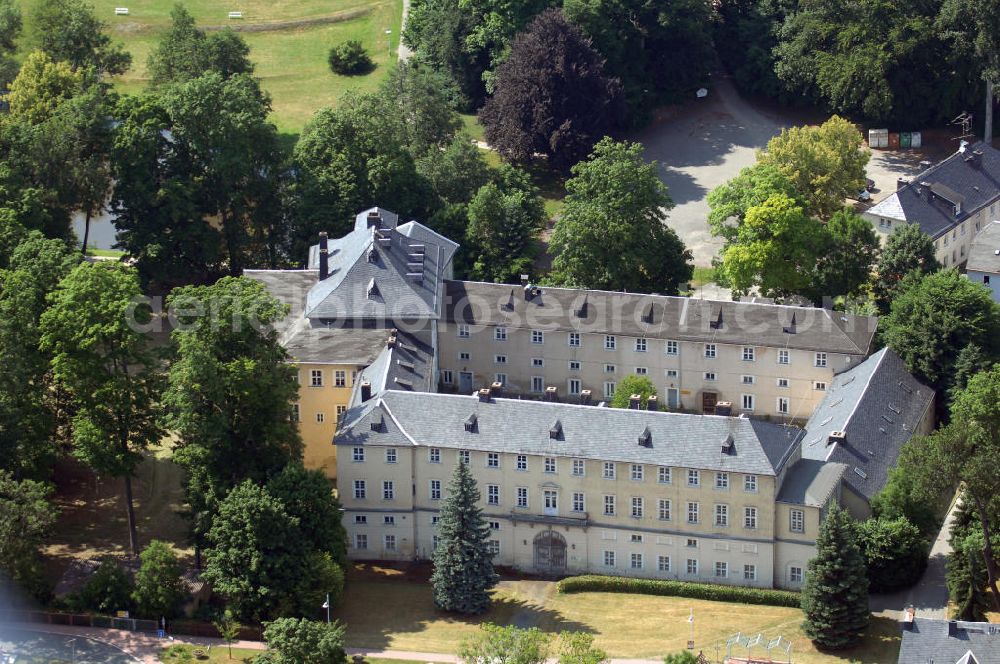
[557,575,802,608]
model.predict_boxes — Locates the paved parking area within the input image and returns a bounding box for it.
[0,626,141,663]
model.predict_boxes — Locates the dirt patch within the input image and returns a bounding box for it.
[202,7,371,33]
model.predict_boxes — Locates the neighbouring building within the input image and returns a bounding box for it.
[864,141,1000,269]
[965,219,1000,302]
[898,615,1000,664]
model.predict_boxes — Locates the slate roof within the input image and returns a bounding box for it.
[244,269,318,335]
[337,391,805,475]
[898,618,1000,664]
[869,141,1000,239]
[444,281,877,355]
[776,458,847,507]
[305,207,458,321]
[347,329,436,407]
[800,348,934,501]
[966,220,1000,274]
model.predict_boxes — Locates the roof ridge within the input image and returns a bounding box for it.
[823,348,888,461]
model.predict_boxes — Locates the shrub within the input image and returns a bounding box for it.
[327,41,373,76]
[70,559,134,614]
[132,540,188,619]
[556,575,800,608]
[856,516,929,593]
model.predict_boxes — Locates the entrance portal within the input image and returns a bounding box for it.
[533,530,567,574]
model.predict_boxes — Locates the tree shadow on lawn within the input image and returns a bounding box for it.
[336,567,592,652]
[804,615,901,664]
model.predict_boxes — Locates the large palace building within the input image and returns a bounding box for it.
[249,207,934,588]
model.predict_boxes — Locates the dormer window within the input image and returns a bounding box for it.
[464,414,478,433]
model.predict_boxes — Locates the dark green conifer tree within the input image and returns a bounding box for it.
[431,459,498,613]
[801,504,869,649]
[948,531,991,621]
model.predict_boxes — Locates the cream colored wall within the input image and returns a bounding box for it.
[438,323,856,419]
[871,206,997,269]
[294,363,362,478]
[339,443,790,587]
[773,502,821,589]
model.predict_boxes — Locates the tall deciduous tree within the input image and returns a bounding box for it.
[39,262,162,556]
[756,116,870,220]
[132,540,187,619]
[6,51,85,125]
[707,163,802,242]
[0,0,21,86]
[404,0,487,103]
[266,463,349,569]
[0,470,57,597]
[164,277,302,552]
[609,375,657,409]
[479,8,622,170]
[466,166,544,283]
[549,138,692,293]
[432,460,498,614]
[880,269,1000,397]
[801,503,869,649]
[872,224,940,314]
[147,4,253,86]
[31,0,131,75]
[810,208,880,300]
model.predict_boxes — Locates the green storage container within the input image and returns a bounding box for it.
[900,132,912,148]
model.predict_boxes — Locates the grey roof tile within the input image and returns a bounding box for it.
[898,618,1000,664]
[776,459,847,507]
[444,281,877,355]
[337,391,804,475]
[800,348,934,501]
[966,220,1000,274]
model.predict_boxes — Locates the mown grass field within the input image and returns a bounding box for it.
[18,0,403,133]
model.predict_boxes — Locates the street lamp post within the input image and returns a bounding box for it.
[386,29,392,59]
[67,638,77,664]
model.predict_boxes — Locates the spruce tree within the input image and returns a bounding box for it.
[948,531,991,621]
[801,504,869,649]
[431,459,498,614]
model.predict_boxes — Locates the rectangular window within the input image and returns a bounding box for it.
[742,394,755,411]
[604,495,616,516]
[742,375,755,385]
[572,492,585,512]
[666,340,678,355]
[687,538,698,548]
[604,550,616,567]
[744,507,758,529]
[487,540,500,556]
[569,360,581,371]
[790,566,804,583]
[382,481,394,501]
[631,497,644,518]
[291,403,300,422]
[531,376,544,393]
[715,562,728,578]
[384,534,396,552]
[489,521,501,530]
[458,450,470,465]
[353,480,366,500]
[658,466,672,484]
[516,454,527,471]
[531,330,544,344]
[603,462,616,479]
[494,354,507,365]
[714,504,728,527]
[635,338,647,352]
[666,369,678,378]
[440,370,454,385]
[704,343,716,358]
[459,351,471,361]
[704,371,716,381]
[744,475,758,492]
[354,515,367,525]
[605,335,617,350]
[715,472,729,489]
[658,499,671,521]
[385,448,397,464]
[487,484,499,506]
[687,469,700,487]
[635,367,648,375]
[604,363,616,373]
[429,448,441,463]
[352,447,365,462]
[495,327,507,341]
[383,515,395,526]
[658,555,671,572]
[744,564,757,581]
[495,372,507,384]
[777,397,790,414]
[814,381,827,391]
[778,349,790,365]
[316,413,325,423]
[355,534,368,550]
[335,370,346,387]
[568,332,581,347]
[631,464,644,481]
[814,352,827,367]
[458,324,470,338]
[337,405,346,419]
[544,457,557,473]
[604,382,616,398]
[790,509,805,533]
[532,357,544,367]
[487,453,500,468]
[310,369,323,387]
[572,459,585,477]
[516,487,528,508]
[631,553,643,569]
[430,480,442,500]
[777,378,789,388]
[687,502,699,524]
[687,559,698,575]
[742,346,755,361]
[568,378,581,395]
[432,516,440,526]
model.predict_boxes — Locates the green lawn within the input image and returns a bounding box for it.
[18,0,404,133]
[689,265,716,287]
[334,568,900,664]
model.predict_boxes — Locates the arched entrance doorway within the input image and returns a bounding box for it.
[533,530,567,574]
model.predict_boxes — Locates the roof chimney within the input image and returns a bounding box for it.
[580,389,592,405]
[948,620,959,637]
[629,394,642,410]
[897,178,908,191]
[367,210,381,228]
[490,381,503,398]
[828,430,847,446]
[477,389,491,403]
[715,401,733,417]
[318,232,329,280]
[544,386,558,402]
[360,381,372,402]
[901,606,915,631]
[646,395,658,411]
[967,149,983,168]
